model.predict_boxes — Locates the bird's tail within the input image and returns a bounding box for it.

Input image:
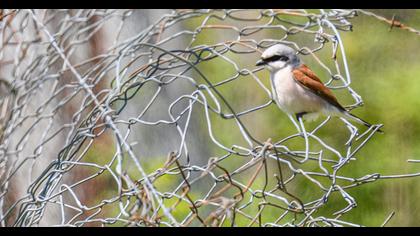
[342,111,384,133]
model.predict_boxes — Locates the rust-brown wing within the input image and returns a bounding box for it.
[292,64,345,111]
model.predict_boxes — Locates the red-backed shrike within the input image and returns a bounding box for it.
[256,44,382,133]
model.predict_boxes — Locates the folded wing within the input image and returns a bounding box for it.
[292,64,346,112]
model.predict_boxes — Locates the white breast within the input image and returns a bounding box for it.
[270,66,333,119]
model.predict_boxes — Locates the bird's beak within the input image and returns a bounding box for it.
[256,59,266,66]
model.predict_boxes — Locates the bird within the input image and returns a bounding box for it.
[256,44,383,133]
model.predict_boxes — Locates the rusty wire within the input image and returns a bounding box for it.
[0,9,419,227]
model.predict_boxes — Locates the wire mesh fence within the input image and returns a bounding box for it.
[0,9,419,227]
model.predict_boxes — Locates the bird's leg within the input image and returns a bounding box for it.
[297,114,310,164]
[287,114,302,133]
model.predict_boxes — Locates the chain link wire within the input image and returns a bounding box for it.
[0,9,419,227]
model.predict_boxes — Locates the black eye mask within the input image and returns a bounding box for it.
[263,55,289,63]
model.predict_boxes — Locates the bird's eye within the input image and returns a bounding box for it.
[279,55,288,61]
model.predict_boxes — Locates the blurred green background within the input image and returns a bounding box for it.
[307,10,419,226]
[331,9,420,226]
[183,9,420,226]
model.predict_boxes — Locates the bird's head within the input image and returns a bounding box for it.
[256,44,301,72]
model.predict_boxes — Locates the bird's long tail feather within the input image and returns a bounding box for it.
[342,111,383,133]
